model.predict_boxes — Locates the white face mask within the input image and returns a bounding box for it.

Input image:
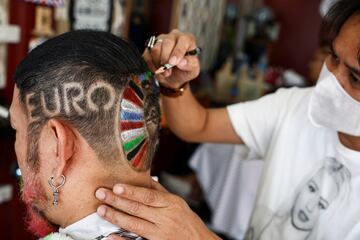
[308,63,360,136]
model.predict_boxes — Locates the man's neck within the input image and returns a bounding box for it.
[49,163,153,229]
[338,132,360,151]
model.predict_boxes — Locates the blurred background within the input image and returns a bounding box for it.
[0,0,328,239]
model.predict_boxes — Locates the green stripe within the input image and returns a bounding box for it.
[43,234,56,240]
[123,135,145,152]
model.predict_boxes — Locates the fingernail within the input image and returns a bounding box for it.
[169,56,178,65]
[95,189,106,200]
[97,205,107,217]
[179,59,187,67]
[114,185,124,195]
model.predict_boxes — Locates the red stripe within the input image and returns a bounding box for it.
[132,141,148,167]
[133,77,142,85]
[120,121,144,131]
[123,87,143,107]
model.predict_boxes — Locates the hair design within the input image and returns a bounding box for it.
[120,71,156,168]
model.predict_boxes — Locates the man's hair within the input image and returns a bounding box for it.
[14,30,160,172]
[321,0,360,64]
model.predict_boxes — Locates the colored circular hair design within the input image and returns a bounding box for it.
[119,72,154,169]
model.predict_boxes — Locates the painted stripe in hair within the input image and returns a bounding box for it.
[121,128,145,142]
[123,134,145,153]
[120,121,144,130]
[121,99,144,115]
[123,87,143,108]
[126,139,146,161]
[132,141,148,167]
[120,110,144,121]
[132,76,142,86]
[129,80,144,100]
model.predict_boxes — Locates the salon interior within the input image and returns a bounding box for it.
[0,0,330,239]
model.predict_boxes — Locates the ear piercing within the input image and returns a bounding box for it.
[48,175,66,207]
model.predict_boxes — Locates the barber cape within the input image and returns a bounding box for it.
[41,213,144,240]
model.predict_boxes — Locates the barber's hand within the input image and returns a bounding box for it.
[143,29,201,89]
[95,180,221,240]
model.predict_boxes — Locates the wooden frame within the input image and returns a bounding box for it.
[69,0,114,32]
[116,0,133,38]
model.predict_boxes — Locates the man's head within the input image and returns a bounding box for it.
[9,30,160,236]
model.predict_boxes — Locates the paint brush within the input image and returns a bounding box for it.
[155,47,202,75]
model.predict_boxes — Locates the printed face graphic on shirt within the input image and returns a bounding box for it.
[291,158,347,231]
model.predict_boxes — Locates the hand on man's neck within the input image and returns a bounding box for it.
[46,151,153,228]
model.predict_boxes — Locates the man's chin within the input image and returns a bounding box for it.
[21,176,56,237]
[25,204,56,237]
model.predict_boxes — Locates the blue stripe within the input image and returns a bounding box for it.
[121,111,143,121]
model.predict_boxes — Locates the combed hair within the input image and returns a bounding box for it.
[14,30,160,171]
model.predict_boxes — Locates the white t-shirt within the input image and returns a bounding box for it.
[227,87,360,240]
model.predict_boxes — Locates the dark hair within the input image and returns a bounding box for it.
[321,0,360,63]
[14,30,160,172]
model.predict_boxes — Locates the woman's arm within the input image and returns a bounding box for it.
[145,29,243,144]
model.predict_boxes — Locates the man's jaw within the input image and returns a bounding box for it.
[25,205,56,237]
[21,175,57,237]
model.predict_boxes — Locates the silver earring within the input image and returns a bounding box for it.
[48,175,66,207]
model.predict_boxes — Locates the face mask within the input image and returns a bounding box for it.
[308,63,360,136]
[317,62,329,82]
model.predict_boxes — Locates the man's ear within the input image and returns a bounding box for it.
[47,119,75,180]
